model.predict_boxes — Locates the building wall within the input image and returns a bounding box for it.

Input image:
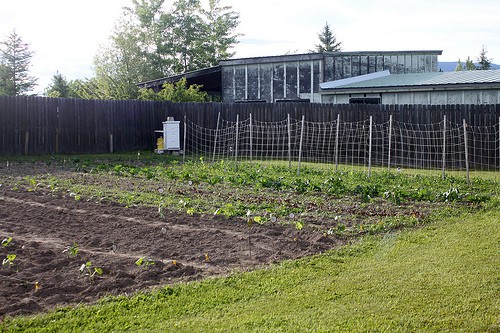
[222,51,441,103]
[222,59,322,103]
[324,52,439,82]
[321,88,500,105]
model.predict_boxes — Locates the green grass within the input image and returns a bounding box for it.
[2,210,498,332]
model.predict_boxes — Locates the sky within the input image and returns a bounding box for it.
[1,0,499,94]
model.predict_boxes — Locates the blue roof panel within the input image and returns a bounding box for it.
[320,69,500,90]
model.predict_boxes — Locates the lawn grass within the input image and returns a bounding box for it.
[2,209,498,332]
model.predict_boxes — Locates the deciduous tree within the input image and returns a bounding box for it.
[93,0,240,100]
[138,77,208,102]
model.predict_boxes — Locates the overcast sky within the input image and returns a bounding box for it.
[1,0,499,94]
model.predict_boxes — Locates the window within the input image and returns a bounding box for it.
[349,97,381,104]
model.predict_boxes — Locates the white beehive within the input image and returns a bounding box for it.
[162,120,180,150]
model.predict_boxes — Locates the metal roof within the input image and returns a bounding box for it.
[320,70,391,89]
[137,66,222,92]
[320,69,500,91]
[221,50,442,66]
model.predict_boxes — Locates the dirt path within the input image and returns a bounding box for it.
[0,187,337,317]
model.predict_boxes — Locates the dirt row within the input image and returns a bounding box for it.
[0,186,339,317]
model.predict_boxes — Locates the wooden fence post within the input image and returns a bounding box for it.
[368,116,373,178]
[442,115,446,179]
[297,115,305,175]
[334,114,340,171]
[249,113,253,161]
[183,114,187,164]
[287,114,292,169]
[24,131,29,156]
[234,114,239,162]
[109,133,113,153]
[212,112,220,162]
[463,119,470,184]
[388,114,393,170]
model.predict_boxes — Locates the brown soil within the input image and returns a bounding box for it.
[0,186,339,318]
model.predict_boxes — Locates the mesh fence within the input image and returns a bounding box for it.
[183,113,500,177]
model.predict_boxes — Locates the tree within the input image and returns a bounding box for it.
[44,71,71,97]
[312,22,342,53]
[456,46,493,72]
[456,56,477,71]
[93,0,240,100]
[68,78,111,100]
[0,31,37,96]
[138,77,208,102]
[194,0,240,70]
[465,57,476,70]
[92,0,166,100]
[477,45,492,70]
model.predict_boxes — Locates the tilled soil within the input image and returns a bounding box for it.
[0,187,339,318]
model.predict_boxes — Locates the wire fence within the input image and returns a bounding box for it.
[184,113,500,180]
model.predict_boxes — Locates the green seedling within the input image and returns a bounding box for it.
[295,220,304,231]
[63,242,79,257]
[135,257,155,267]
[2,237,12,247]
[158,204,165,219]
[79,261,103,282]
[69,192,81,201]
[2,254,16,266]
[253,216,264,224]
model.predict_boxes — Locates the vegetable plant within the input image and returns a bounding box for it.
[135,257,155,267]
[2,237,12,247]
[2,254,16,266]
[63,242,79,257]
[79,261,103,282]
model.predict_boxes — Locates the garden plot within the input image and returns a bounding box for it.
[0,157,491,318]
[0,186,335,317]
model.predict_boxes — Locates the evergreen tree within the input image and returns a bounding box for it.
[477,45,492,70]
[455,59,463,71]
[465,56,477,71]
[312,22,342,53]
[0,31,37,96]
[44,71,71,97]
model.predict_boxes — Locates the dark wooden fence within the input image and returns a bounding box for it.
[1,96,500,162]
